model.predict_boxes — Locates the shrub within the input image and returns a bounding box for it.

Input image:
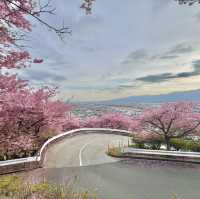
[133,142,146,149]
[170,139,185,151]
[132,134,163,150]
[170,139,200,152]
[148,141,162,150]
[0,175,97,199]
[107,146,123,156]
[131,136,200,152]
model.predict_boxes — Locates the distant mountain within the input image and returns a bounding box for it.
[98,90,200,105]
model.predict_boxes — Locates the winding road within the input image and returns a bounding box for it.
[44,133,129,168]
[35,132,200,199]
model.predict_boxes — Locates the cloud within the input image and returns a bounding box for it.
[175,59,200,78]
[20,0,200,101]
[193,59,200,72]
[159,55,179,60]
[136,73,174,83]
[22,69,67,83]
[122,42,196,67]
[176,72,195,78]
[194,11,200,22]
[136,59,200,83]
[126,50,148,60]
[122,49,148,64]
[166,43,194,55]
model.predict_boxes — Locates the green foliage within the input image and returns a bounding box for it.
[31,182,52,193]
[148,141,162,150]
[0,152,6,161]
[133,142,146,149]
[0,176,23,197]
[170,139,200,152]
[0,175,97,199]
[132,136,163,150]
[132,135,200,152]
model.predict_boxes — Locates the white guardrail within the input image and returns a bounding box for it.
[0,128,131,174]
[38,128,130,157]
[1,128,200,175]
[124,148,200,158]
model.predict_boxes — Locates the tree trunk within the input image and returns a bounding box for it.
[165,137,171,151]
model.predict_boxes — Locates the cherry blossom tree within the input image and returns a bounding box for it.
[63,116,81,131]
[0,0,91,69]
[84,112,134,130]
[0,0,86,159]
[139,102,200,150]
[132,130,161,143]
[0,0,76,69]
[0,86,73,159]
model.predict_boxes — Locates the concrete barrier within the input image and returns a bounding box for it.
[0,157,40,175]
[1,128,200,175]
[110,148,200,164]
[0,128,131,175]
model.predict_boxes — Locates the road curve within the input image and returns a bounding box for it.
[25,133,200,199]
[44,133,129,168]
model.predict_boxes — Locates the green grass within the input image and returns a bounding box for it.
[0,175,97,199]
[0,175,184,199]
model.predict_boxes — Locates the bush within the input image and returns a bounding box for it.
[170,139,200,152]
[107,145,123,156]
[132,136,163,150]
[0,148,38,161]
[148,141,162,150]
[133,142,146,149]
[131,137,200,152]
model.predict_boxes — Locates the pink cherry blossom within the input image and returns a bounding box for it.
[0,85,73,158]
[84,112,136,131]
[139,102,200,150]
[0,0,33,69]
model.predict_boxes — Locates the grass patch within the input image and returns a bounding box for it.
[0,175,97,199]
[107,145,123,157]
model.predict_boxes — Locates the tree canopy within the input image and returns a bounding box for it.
[139,102,200,150]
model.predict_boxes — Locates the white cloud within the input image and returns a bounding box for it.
[14,0,200,101]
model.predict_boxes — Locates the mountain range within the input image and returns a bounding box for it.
[98,90,200,105]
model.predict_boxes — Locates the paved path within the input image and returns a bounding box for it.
[26,133,200,199]
[44,133,129,168]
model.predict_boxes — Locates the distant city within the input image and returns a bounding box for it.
[71,90,200,119]
[72,103,160,119]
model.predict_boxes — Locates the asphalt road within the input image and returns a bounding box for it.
[32,133,200,199]
[44,133,129,168]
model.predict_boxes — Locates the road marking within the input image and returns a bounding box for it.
[79,142,90,166]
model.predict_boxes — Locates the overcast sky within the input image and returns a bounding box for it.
[15,0,200,101]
